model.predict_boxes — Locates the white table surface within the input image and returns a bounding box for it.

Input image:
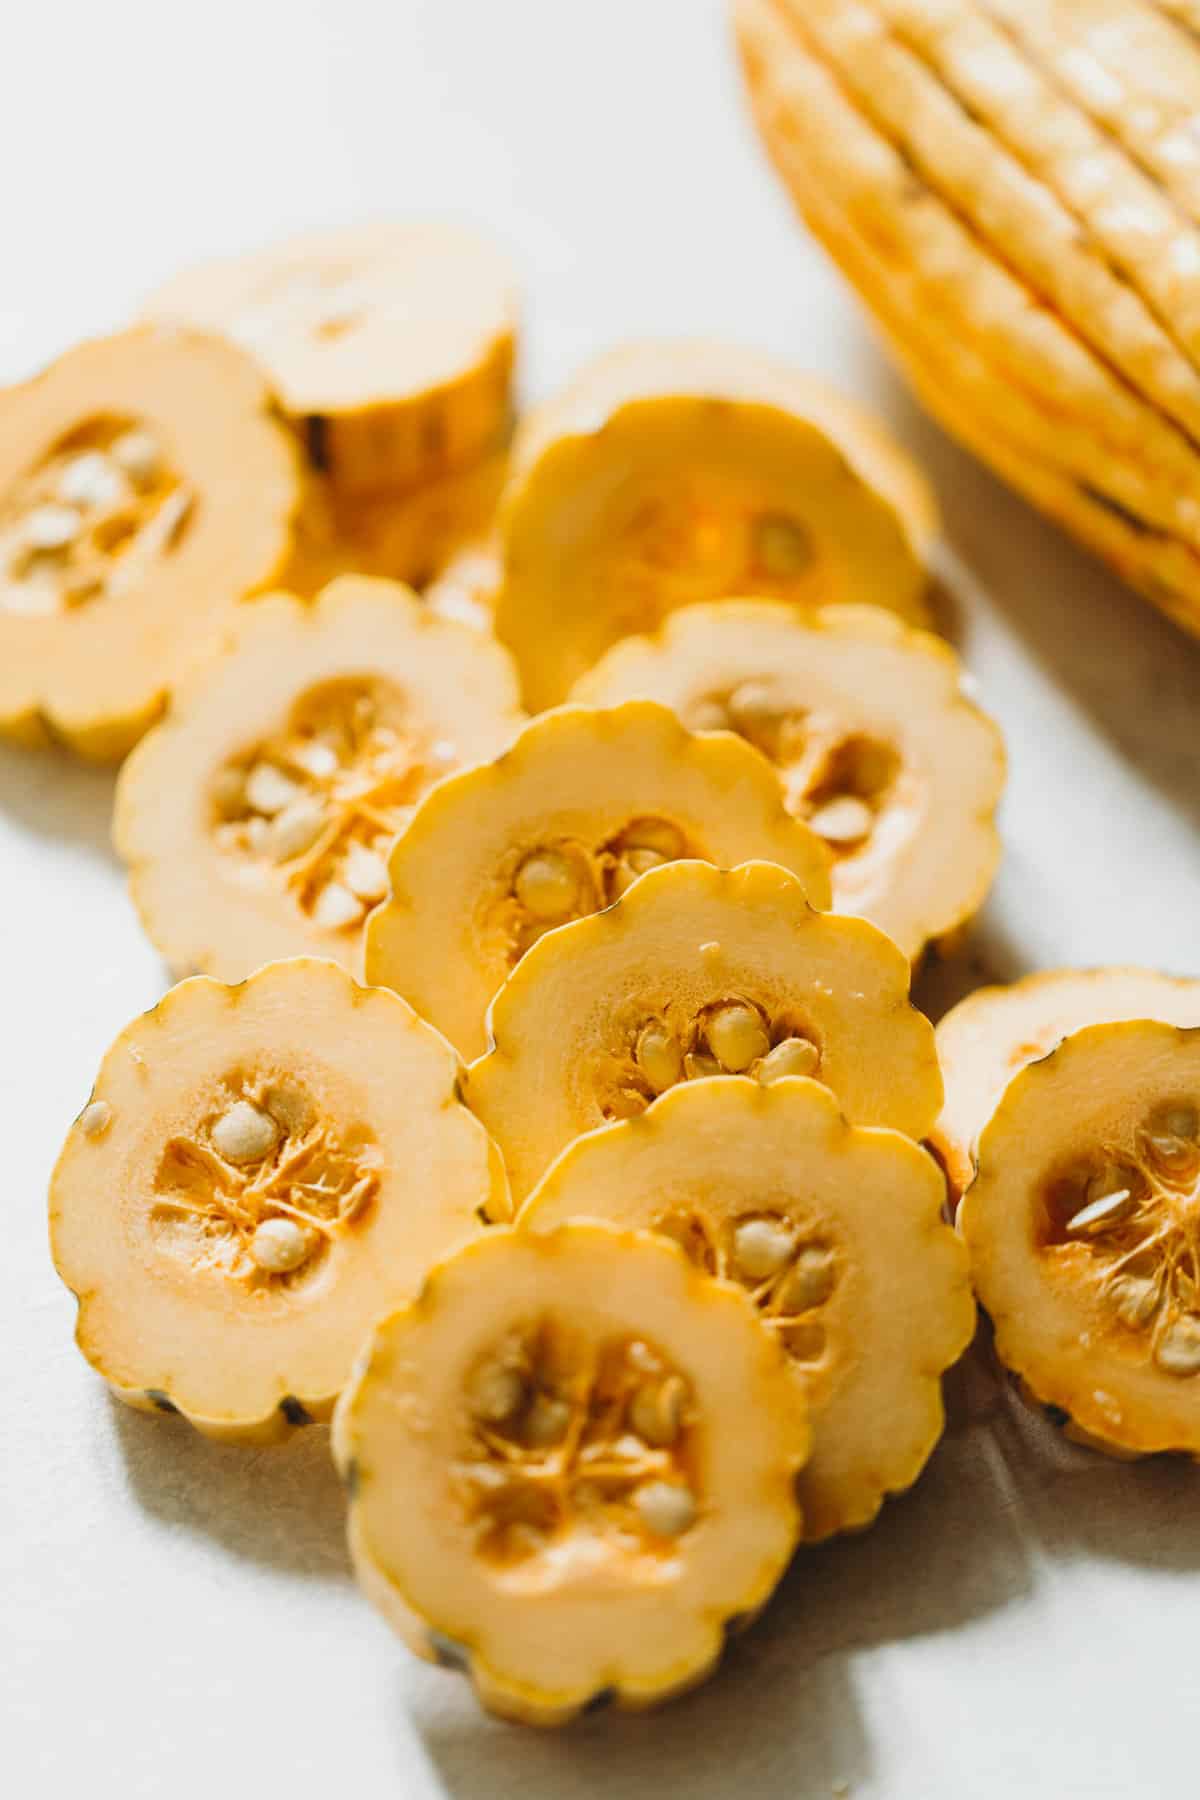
[5,3,1200,1795]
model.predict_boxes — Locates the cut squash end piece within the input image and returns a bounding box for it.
[143,220,519,499]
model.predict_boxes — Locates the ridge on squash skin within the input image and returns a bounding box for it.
[962,1020,1200,1458]
[113,575,525,984]
[934,967,1200,1204]
[519,1075,974,1541]
[142,220,519,500]
[572,599,1005,963]
[364,699,833,1061]
[48,957,508,1444]
[332,1221,810,1725]
[464,857,942,1205]
[490,338,936,709]
[0,326,304,761]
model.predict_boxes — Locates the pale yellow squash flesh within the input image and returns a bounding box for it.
[962,1021,1200,1457]
[465,858,942,1204]
[573,600,1005,961]
[365,700,832,1060]
[48,958,509,1444]
[493,340,937,708]
[934,967,1200,1203]
[114,576,525,982]
[332,1222,810,1724]
[521,1077,973,1541]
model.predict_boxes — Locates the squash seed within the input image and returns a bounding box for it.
[733,1217,795,1282]
[808,795,873,846]
[79,1099,112,1137]
[778,1246,836,1315]
[471,1361,525,1424]
[1154,1316,1200,1378]
[1065,1189,1134,1235]
[212,1100,280,1165]
[267,797,327,863]
[249,1216,313,1274]
[706,1002,770,1073]
[313,881,365,931]
[635,1022,683,1095]
[244,761,302,817]
[633,1479,696,1538]
[629,1375,686,1448]
[343,842,390,903]
[757,1036,820,1083]
[515,849,578,920]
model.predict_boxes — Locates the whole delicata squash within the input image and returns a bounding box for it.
[573,600,1004,961]
[465,859,941,1203]
[734,0,1200,637]
[332,1221,810,1725]
[143,221,517,499]
[365,700,832,1060]
[49,959,509,1444]
[114,575,524,981]
[521,1077,973,1541]
[492,340,937,708]
[934,967,1200,1205]
[0,327,301,759]
[961,1020,1200,1456]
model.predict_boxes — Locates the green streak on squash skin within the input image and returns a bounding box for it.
[145,1388,179,1415]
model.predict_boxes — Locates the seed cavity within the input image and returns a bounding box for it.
[459,1331,698,1567]
[753,514,814,579]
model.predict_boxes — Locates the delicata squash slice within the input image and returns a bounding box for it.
[0,326,301,759]
[961,1021,1200,1457]
[465,859,941,1204]
[934,968,1200,1205]
[365,700,832,1060]
[143,221,517,499]
[332,1221,810,1724]
[115,575,524,981]
[573,600,1004,960]
[49,959,509,1445]
[521,1078,973,1541]
[492,340,937,708]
